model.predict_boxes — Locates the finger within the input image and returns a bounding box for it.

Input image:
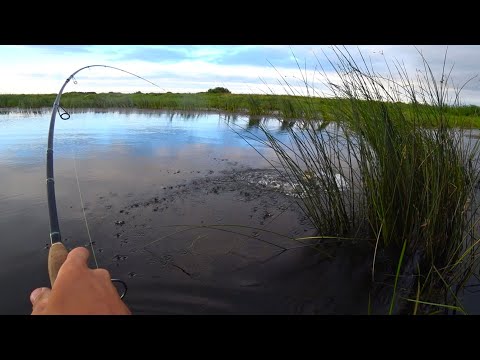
[65,246,90,267]
[93,268,112,282]
[30,287,50,304]
[30,287,51,314]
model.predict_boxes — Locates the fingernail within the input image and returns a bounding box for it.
[30,287,48,304]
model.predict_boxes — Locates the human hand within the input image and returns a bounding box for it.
[30,246,131,315]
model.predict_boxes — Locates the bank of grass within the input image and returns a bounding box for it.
[2,91,480,128]
[233,47,480,314]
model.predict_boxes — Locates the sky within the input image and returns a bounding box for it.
[1,45,480,105]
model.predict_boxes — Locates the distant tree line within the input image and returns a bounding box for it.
[207,87,231,94]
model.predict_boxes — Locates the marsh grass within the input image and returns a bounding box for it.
[234,46,480,314]
[2,91,480,128]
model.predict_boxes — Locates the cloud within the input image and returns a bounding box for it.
[116,45,333,69]
[2,45,480,105]
[116,46,190,62]
[215,46,295,67]
[24,45,94,54]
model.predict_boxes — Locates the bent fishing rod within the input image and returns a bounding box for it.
[46,65,163,296]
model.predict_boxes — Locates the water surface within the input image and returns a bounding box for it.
[5,108,477,314]
[0,109,377,314]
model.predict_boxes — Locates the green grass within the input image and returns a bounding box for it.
[4,48,480,314]
[232,46,480,314]
[2,91,480,128]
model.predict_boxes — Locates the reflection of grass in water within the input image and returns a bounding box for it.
[232,47,480,314]
[247,116,262,129]
[2,91,480,128]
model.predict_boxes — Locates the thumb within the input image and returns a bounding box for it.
[30,287,51,315]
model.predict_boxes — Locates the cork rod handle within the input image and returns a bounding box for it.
[48,242,68,286]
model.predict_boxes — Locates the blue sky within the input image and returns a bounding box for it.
[2,45,480,105]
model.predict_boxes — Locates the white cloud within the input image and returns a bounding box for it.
[1,45,480,105]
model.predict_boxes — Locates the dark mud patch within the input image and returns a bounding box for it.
[62,168,388,314]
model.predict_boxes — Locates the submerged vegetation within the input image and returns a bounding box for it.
[231,47,480,314]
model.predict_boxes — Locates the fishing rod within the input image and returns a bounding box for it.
[46,65,163,296]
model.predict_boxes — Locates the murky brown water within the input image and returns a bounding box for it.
[3,108,458,314]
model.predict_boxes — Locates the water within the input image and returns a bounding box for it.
[8,108,478,314]
[0,109,376,314]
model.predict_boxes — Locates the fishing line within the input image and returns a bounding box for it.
[46,64,164,298]
[72,147,99,269]
[61,98,98,267]
[72,146,128,297]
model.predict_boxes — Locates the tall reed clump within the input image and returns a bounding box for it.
[328,47,480,314]
[238,46,480,314]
